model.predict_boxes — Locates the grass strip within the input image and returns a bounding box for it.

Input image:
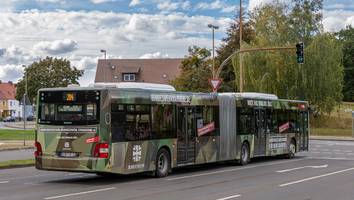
[311,128,353,137]
[0,159,34,169]
[0,129,35,140]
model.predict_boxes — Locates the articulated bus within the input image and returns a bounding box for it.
[34,83,309,177]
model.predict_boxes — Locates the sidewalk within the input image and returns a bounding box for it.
[310,135,354,141]
[3,122,35,130]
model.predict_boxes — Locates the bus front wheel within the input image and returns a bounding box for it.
[155,148,170,178]
[240,142,250,166]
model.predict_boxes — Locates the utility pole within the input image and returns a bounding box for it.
[22,65,27,146]
[239,0,244,92]
[208,24,219,78]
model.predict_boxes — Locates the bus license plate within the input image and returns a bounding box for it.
[58,152,79,158]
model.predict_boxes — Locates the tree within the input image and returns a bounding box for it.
[337,25,354,102]
[216,17,255,92]
[171,46,213,92]
[231,1,343,114]
[16,57,83,102]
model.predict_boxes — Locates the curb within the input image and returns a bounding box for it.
[0,147,34,152]
[310,136,354,142]
[0,163,34,170]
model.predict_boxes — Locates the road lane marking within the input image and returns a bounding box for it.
[307,157,354,161]
[166,158,306,181]
[279,167,354,187]
[44,187,116,200]
[216,194,242,200]
[0,181,9,184]
[276,164,328,173]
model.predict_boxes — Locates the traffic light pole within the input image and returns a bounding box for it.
[216,46,297,85]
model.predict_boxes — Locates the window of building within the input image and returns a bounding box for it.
[123,74,136,82]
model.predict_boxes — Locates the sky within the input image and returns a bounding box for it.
[0,0,353,86]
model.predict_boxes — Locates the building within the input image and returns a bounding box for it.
[95,58,183,84]
[0,81,21,118]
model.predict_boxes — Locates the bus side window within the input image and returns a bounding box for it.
[111,103,126,142]
[151,105,176,139]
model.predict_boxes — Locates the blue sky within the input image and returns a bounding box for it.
[0,0,353,85]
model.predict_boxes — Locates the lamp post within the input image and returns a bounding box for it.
[208,24,219,78]
[22,65,28,146]
[100,49,106,59]
[100,50,107,82]
[239,0,244,92]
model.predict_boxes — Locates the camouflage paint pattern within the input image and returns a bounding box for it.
[36,87,309,174]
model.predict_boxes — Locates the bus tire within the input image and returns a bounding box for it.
[240,142,250,166]
[287,139,296,159]
[155,148,170,178]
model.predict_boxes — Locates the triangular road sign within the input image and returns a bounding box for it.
[209,78,222,92]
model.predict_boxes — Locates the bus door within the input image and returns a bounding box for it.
[177,106,196,164]
[254,108,266,156]
[299,111,309,150]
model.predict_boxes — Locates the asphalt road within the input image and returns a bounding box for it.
[0,149,34,162]
[1,140,354,200]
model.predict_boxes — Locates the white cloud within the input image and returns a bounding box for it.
[129,0,141,7]
[139,52,169,59]
[323,9,354,32]
[0,64,24,83]
[247,0,289,11]
[0,10,231,85]
[33,39,78,55]
[195,0,237,13]
[157,0,191,11]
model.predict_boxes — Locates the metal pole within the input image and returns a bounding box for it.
[23,65,28,146]
[352,111,354,138]
[239,0,243,92]
[212,28,215,78]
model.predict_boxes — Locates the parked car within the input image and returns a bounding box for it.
[3,116,16,122]
[26,115,34,121]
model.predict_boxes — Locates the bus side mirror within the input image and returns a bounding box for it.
[105,113,111,125]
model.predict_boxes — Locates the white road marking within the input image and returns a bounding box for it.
[343,150,353,153]
[311,152,321,154]
[216,194,242,200]
[0,181,9,184]
[43,187,116,200]
[276,164,328,173]
[66,173,83,176]
[307,157,354,161]
[322,149,330,151]
[279,167,354,187]
[166,158,307,181]
[333,150,341,152]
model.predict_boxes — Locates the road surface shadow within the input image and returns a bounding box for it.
[45,156,307,185]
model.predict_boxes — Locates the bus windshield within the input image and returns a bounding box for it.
[38,90,100,125]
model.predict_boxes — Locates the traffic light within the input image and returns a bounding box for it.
[296,42,304,64]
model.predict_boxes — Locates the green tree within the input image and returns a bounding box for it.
[16,57,83,102]
[216,19,255,92]
[337,25,354,101]
[231,1,343,113]
[171,46,213,92]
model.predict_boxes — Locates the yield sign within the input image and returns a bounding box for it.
[209,78,222,92]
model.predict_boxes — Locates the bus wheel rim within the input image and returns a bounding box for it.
[290,144,295,155]
[158,154,166,171]
[242,145,248,161]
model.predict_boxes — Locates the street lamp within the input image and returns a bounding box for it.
[208,24,219,78]
[100,49,107,60]
[22,65,28,146]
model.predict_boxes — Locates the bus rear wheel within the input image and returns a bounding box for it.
[287,140,296,159]
[155,148,170,178]
[240,142,250,166]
